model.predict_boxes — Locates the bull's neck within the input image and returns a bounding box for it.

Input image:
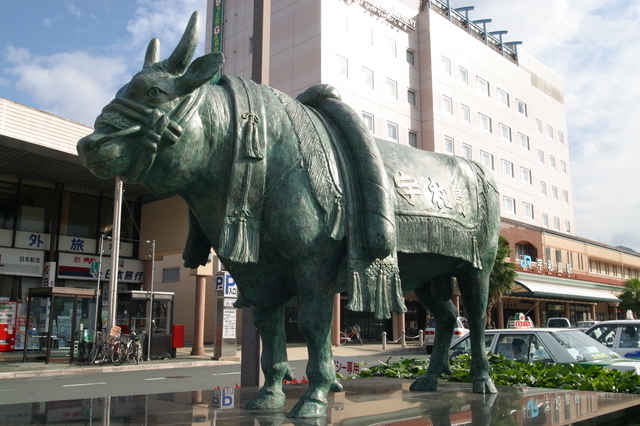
[179,84,234,243]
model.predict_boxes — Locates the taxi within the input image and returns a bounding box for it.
[450,322,640,375]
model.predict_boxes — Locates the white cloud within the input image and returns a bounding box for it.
[5,46,129,125]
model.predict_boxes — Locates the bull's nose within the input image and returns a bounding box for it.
[77,133,106,161]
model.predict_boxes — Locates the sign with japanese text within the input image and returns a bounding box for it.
[334,356,363,377]
[14,230,51,251]
[0,247,44,277]
[42,261,56,287]
[57,253,144,283]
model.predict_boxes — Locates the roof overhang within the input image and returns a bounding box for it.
[510,279,621,304]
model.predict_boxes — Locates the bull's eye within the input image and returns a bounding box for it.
[147,87,163,98]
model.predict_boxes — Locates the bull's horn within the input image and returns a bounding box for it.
[143,38,160,69]
[164,11,200,75]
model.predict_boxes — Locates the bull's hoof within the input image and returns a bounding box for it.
[472,375,497,394]
[409,376,438,392]
[245,389,286,410]
[330,380,343,392]
[288,397,327,418]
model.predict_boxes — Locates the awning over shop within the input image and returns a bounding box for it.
[510,280,621,303]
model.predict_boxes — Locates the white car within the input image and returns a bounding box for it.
[450,327,640,375]
[424,317,469,353]
[585,320,640,358]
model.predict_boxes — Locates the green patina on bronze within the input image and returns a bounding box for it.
[77,11,501,419]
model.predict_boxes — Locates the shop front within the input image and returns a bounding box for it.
[499,274,622,328]
[22,287,96,364]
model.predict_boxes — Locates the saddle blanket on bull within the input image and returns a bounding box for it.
[381,142,492,267]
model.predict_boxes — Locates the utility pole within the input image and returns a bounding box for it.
[107,178,123,330]
[241,0,271,389]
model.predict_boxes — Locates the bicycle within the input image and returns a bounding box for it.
[86,331,106,365]
[112,329,147,365]
[340,324,363,345]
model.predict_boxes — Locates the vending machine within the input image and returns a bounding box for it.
[0,300,18,351]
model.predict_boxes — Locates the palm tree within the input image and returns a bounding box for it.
[487,236,517,327]
[619,278,640,319]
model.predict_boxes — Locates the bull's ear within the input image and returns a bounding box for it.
[175,52,224,95]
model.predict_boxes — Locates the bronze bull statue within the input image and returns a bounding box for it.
[77,12,500,418]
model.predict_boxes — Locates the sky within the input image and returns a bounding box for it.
[0,0,638,252]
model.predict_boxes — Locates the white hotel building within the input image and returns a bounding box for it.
[217,0,575,238]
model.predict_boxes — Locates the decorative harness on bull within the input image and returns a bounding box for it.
[92,87,204,181]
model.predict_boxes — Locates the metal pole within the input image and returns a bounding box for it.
[107,178,123,331]
[94,235,104,338]
[146,240,155,360]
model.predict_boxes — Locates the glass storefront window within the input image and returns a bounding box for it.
[60,192,100,238]
[0,180,18,230]
[100,197,137,240]
[17,184,56,234]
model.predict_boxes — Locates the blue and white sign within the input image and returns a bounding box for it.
[215,271,238,298]
[211,388,234,409]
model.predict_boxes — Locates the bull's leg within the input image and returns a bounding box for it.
[410,277,457,391]
[457,268,496,394]
[288,265,340,418]
[245,306,294,410]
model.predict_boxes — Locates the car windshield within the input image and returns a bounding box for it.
[551,330,622,362]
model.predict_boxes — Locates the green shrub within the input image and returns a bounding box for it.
[352,353,640,394]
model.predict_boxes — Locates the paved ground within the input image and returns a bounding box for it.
[0,342,426,379]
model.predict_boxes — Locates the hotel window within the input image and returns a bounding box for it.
[499,123,511,141]
[441,56,451,75]
[406,49,415,65]
[364,26,373,46]
[553,217,560,231]
[516,99,527,116]
[562,190,569,203]
[523,202,534,219]
[547,125,554,139]
[460,104,470,123]
[387,122,398,142]
[407,89,417,106]
[479,113,491,132]
[336,55,348,77]
[498,89,509,106]
[462,143,472,159]
[520,167,532,184]
[362,112,374,133]
[536,119,542,133]
[480,151,494,170]
[408,131,418,148]
[386,37,396,57]
[501,159,514,177]
[387,78,398,99]
[459,66,468,84]
[362,67,374,88]
[558,131,565,145]
[560,160,567,174]
[477,77,490,96]
[540,181,547,196]
[549,155,556,169]
[542,213,549,228]
[551,186,558,200]
[443,95,453,115]
[503,196,516,214]
[538,150,545,164]
[444,136,454,154]
[564,221,570,234]
[518,133,529,150]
